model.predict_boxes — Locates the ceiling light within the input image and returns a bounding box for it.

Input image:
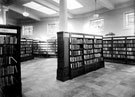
[23,1,57,15]
[23,11,29,17]
[93,0,99,19]
[52,0,83,10]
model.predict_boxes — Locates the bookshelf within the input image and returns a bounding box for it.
[21,38,34,62]
[0,25,22,97]
[103,36,135,64]
[33,39,57,57]
[57,32,104,81]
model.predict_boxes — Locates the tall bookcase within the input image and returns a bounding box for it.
[0,25,22,97]
[33,39,57,57]
[57,32,104,81]
[21,38,34,62]
[103,36,135,64]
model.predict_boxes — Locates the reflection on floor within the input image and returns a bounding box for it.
[21,58,135,97]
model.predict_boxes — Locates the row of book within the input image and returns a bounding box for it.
[126,39,135,43]
[84,39,93,44]
[113,40,125,43]
[95,53,102,58]
[70,62,83,69]
[84,50,93,54]
[94,49,102,53]
[70,50,83,56]
[103,40,112,44]
[113,55,126,58]
[95,39,102,43]
[113,48,126,51]
[113,51,126,54]
[94,44,102,48]
[0,36,17,44]
[127,52,135,55]
[103,51,111,54]
[103,54,111,57]
[84,45,93,49]
[103,44,112,47]
[0,66,18,77]
[70,38,83,44]
[0,75,16,87]
[0,45,16,55]
[127,56,135,59]
[84,55,94,60]
[127,48,135,51]
[113,44,125,47]
[70,56,83,62]
[0,56,17,65]
[127,44,135,47]
[70,45,82,50]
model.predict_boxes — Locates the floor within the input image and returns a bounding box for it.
[21,58,135,97]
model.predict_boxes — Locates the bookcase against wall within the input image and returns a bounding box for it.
[57,32,104,81]
[46,39,57,56]
[103,36,135,64]
[33,39,57,57]
[0,25,22,97]
[21,38,34,62]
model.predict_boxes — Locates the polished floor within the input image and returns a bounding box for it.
[21,58,135,97]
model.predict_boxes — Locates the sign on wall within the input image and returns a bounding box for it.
[22,25,33,35]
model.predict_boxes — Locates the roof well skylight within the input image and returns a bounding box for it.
[23,1,57,15]
[53,0,83,10]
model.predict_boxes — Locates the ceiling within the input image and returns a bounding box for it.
[5,0,134,21]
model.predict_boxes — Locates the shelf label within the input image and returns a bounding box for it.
[0,28,17,33]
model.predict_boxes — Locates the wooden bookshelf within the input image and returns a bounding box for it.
[0,25,22,97]
[103,36,135,64]
[21,38,34,62]
[57,32,104,81]
[33,39,57,57]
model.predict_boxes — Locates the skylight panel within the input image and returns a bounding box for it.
[53,0,83,10]
[23,1,57,15]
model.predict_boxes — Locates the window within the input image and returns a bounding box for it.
[47,23,59,36]
[124,11,134,29]
[90,19,104,35]
[22,25,33,35]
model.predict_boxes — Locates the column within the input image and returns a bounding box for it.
[59,0,68,31]
[0,5,7,24]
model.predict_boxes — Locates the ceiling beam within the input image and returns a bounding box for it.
[35,0,74,18]
[8,5,41,21]
[98,0,114,10]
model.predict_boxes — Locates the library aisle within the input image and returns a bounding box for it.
[21,58,135,97]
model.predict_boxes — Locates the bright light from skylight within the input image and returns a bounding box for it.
[53,0,83,10]
[23,1,57,15]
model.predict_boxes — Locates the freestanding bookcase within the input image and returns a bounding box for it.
[57,32,104,81]
[0,25,22,97]
[103,36,135,64]
[21,38,34,62]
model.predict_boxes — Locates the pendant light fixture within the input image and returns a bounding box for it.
[23,7,29,17]
[93,0,99,18]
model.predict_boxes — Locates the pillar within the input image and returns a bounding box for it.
[0,5,7,24]
[59,0,68,31]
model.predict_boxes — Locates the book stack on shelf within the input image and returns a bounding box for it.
[103,36,135,64]
[33,40,48,57]
[0,25,22,97]
[21,38,34,62]
[57,32,104,81]
[103,37,112,60]
[126,36,135,64]
[33,40,39,56]
[33,39,57,57]
[47,39,57,56]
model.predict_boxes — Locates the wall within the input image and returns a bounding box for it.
[19,4,134,40]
